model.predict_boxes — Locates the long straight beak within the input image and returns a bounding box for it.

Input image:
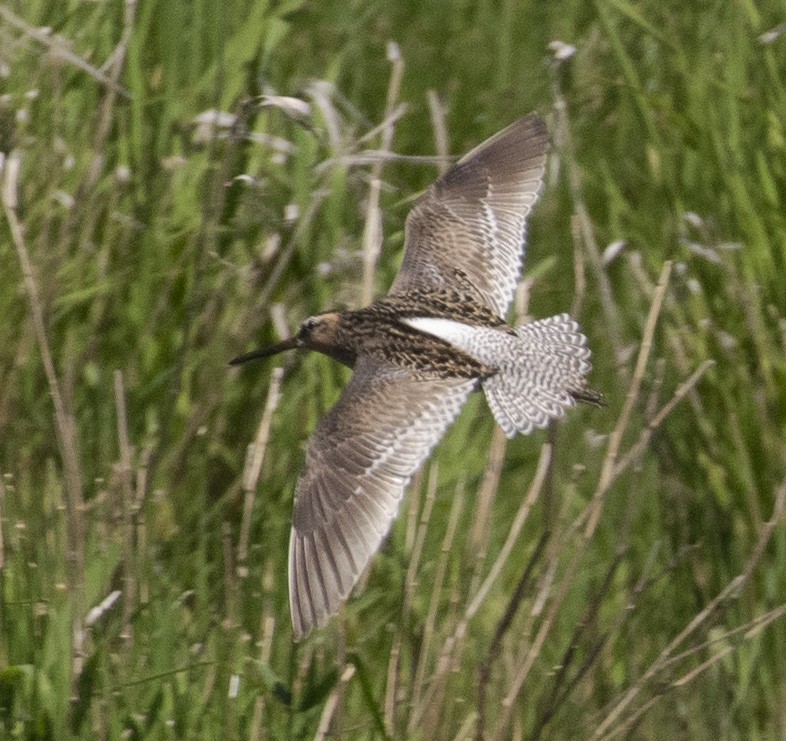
[229,336,301,366]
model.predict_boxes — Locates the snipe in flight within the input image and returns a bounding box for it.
[231,114,602,639]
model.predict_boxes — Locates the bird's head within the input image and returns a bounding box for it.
[229,312,344,366]
[295,312,341,348]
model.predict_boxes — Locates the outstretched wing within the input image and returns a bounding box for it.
[389,114,549,318]
[289,356,475,639]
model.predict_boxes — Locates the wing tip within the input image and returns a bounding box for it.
[288,517,368,641]
[456,112,550,168]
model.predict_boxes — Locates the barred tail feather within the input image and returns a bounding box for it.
[402,313,601,439]
[481,314,599,438]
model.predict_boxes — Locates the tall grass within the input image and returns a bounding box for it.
[1,0,785,737]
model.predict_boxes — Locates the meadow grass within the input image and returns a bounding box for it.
[1,0,785,737]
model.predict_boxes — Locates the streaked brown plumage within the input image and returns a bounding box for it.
[231,114,602,639]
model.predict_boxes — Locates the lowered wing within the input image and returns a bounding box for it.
[289,355,476,639]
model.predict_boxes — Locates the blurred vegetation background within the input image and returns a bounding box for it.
[1,0,785,738]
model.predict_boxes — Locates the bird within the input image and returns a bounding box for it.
[230,114,602,639]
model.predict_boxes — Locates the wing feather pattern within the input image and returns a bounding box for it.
[390,114,549,317]
[289,356,475,638]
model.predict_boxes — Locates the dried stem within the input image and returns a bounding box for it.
[551,75,625,365]
[594,477,786,739]
[249,570,276,739]
[570,214,587,319]
[0,6,131,97]
[585,260,673,537]
[410,478,467,715]
[361,41,404,305]
[314,665,356,741]
[496,531,583,735]
[467,444,552,619]
[2,153,86,678]
[410,445,551,734]
[427,90,450,175]
[671,602,786,687]
[612,359,714,480]
[392,466,439,733]
[467,426,509,595]
[477,530,550,741]
[403,465,440,618]
[113,370,136,645]
[237,367,284,568]
[0,466,5,573]
[383,633,402,735]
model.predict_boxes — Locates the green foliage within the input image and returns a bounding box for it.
[1,0,785,737]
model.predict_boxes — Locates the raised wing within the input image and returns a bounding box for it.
[288,356,476,639]
[390,114,549,318]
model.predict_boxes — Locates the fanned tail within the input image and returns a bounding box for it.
[402,313,602,439]
[482,314,602,437]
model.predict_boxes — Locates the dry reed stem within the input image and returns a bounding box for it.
[607,601,786,741]
[221,522,240,737]
[629,254,714,437]
[415,620,466,733]
[411,444,552,733]
[550,78,625,364]
[259,190,329,312]
[308,82,343,152]
[200,661,218,710]
[237,367,284,567]
[664,602,786,686]
[0,5,132,97]
[495,533,581,735]
[383,633,402,735]
[0,467,5,571]
[611,359,714,481]
[222,522,236,627]
[316,151,450,171]
[570,214,587,319]
[134,445,152,605]
[314,664,356,741]
[356,104,409,147]
[361,41,404,305]
[113,370,136,645]
[403,464,440,617]
[427,90,450,175]
[594,477,786,739]
[386,466,438,732]
[249,611,276,740]
[644,357,665,421]
[467,426,509,595]
[291,641,315,722]
[382,463,424,722]
[314,149,453,175]
[410,478,467,715]
[467,444,552,620]
[585,260,673,537]
[2,152,87,679]
[455,711,480,741]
